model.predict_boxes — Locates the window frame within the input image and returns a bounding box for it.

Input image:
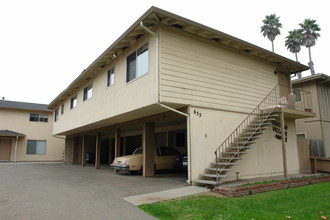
[30,113,48,122]
[26,140,47,155]
[107,68,115,87]
[126,43,149,83]
[83,84,93,101]
[61,104,64,115]
[70,95,78,109]
[293,88,302,102]
[54,109,59,122]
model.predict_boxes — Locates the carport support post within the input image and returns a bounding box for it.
[82,135,86,166]
[115,128,121,158]
[72,137,75,165]
[280,111,288,178]
[95,133,101,169]
[143,122,155,177]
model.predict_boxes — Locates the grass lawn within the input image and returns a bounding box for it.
[139,182,330,220]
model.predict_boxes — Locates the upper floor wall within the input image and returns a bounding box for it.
[159,26,279,113]
[52,34,158,135]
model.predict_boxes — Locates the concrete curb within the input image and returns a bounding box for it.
[123,186,210,206]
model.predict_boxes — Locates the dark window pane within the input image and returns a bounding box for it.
[107,68,115,86]
[39,114,48,122]
[126,52,136,82]
[27,140,36,154]
[29,113,39,122]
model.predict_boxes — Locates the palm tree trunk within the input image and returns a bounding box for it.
[271,40,274,52]
[295,52,298,62]
[308,46,312,63]
[308,46,315,75]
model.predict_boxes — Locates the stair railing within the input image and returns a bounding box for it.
[215,85,281,182]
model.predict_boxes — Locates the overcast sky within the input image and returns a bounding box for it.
[0,0,328,104]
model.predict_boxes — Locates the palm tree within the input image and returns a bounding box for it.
[299,19,321,75]
[261,14,282,52]
[285,29,303,62]
[285,29,304,78]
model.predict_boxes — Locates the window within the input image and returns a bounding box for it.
[61,104,64,115]
[29,113,39,122]
[54,109,59,122]
[29,113,48,122]
[126,43,149,82]
[107,68,115,87]
[27,140,46,155]
[83,84,93,101]
[70,95,77,109]
[293,88,302,102]
[39,114,48,122]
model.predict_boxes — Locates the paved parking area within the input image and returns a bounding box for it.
[0,163,189,220]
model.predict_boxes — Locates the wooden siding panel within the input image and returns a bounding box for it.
[160,27,277,112]
[319,84,330,120]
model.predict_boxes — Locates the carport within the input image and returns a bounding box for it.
[65,108,188,178]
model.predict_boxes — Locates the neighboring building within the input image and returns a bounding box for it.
[0,99,64,162]
[293,74,330,157]
[48,7,315,185]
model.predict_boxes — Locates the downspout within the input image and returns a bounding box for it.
[140,21,160,101]
[14,136,18,162]
[140,22,192,184]
[158,103,192,185]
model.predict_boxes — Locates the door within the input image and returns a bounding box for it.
[0,139,12,161]
[278,72,291,98]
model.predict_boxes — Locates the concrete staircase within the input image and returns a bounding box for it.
[195,85,281,186]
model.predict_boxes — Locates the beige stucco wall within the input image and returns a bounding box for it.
[225,118,299,181]
[189,106,247,181]
[0,108,64,161]
[53,33,158,135]
[189,106,300,182]
[159,25,278,113]
[294,80,330,156]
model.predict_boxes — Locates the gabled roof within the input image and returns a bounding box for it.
[0,130,25,138]
[48,6,309,109]
[0,100,50,112]
[292,73,330,85]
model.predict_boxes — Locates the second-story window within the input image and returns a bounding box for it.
[83,84,93,101]
[70,95,77,109]
[126,43,148,82]
[54,109,59,122]
[29,113,48,122]
[61,104,64,115]
[107,68,115,87]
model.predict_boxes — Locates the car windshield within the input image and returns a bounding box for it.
[132,148,143,155]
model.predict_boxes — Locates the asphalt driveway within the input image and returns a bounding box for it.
[0,163,188,220]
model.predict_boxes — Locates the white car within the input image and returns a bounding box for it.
[110,147,180,173]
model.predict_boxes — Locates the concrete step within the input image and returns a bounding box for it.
[240,131,264,136]
[229,146,252,149]
[218,157,242,160]
[222,151,247,155]
[206,168,232,172]
[194,179,220,186]
[236,136,261,140]
[231,141,256,145]
[211,162,238,166]
[200,173,227,179]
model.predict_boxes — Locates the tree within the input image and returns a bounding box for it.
[285,29,304,78]
[285,29,303,62]
[299,19,321,75]
[261,14,282,52]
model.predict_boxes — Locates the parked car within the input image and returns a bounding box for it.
[86,152,95,163]
[175,154,188,171]
[110,147,181,173]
